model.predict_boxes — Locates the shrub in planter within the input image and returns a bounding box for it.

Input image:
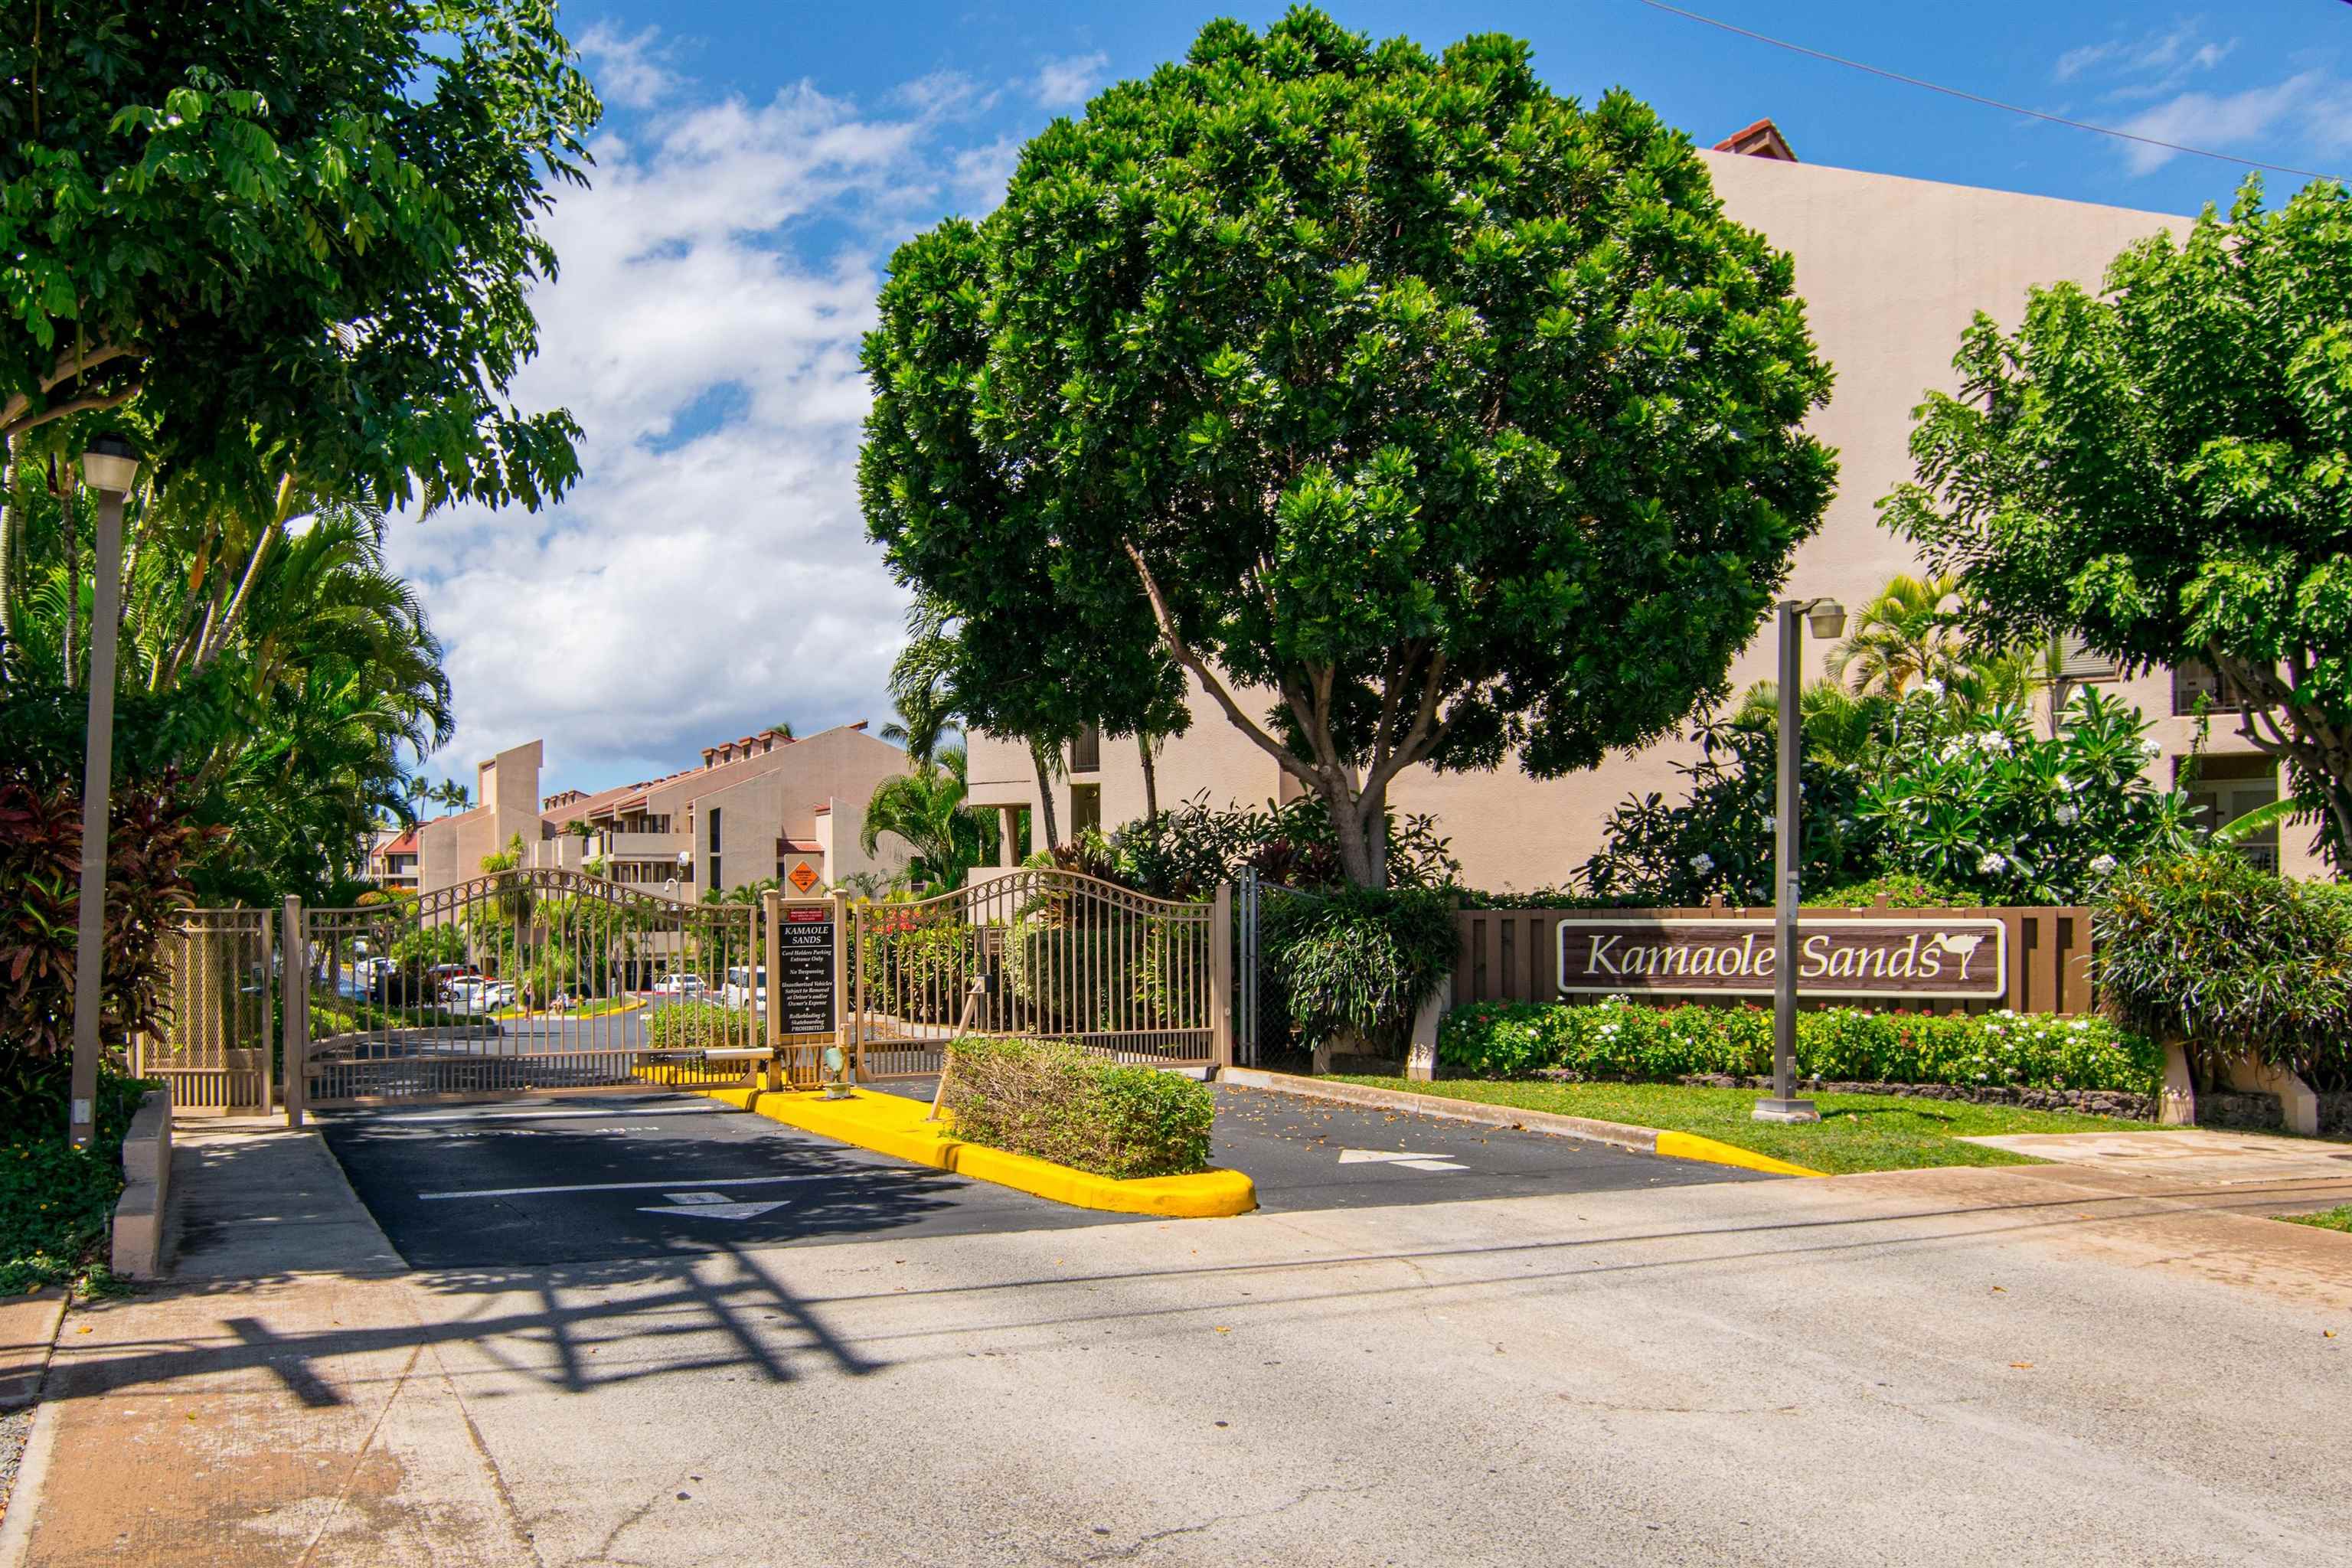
[941,1037,1213,1179]
[1437,998,2160,1094]
[642,1000,744,1051]
[2095,851,2352,1093]
[1263,886,1457,1060]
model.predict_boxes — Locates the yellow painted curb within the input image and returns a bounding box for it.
[635,1076,1256,1217]
[1655,1130,1827,1178]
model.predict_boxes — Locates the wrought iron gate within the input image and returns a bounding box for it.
[291,869,763,1109]
[129,907,276,1114]
[849,869,1230,1080]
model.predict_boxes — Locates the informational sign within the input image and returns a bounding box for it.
[1555,917,2007,1001]
[786,861,821,893]
[777,903,837,1034]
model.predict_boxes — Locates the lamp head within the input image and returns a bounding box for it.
[80,433,140,495]
[1805,599,1848,640]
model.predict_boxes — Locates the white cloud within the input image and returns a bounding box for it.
[1032,51,1109,109]
[2053,18,2237,97]
[2112,70,2350,173]
[388,80,996,788]
[578,21,681,111]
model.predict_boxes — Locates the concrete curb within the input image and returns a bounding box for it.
[1216,1068,1826,1178]
[0,1399,60,1568]
[646,1076,1259,1217]
[110,1089,174,1279]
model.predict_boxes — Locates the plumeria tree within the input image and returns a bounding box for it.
[1883,176,2352,862]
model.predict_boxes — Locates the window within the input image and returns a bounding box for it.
[2057,632,2115,681]
[2179,753,2279,870]
[708,808,723,852]
[1068,724,1101,774]
[1070,782,1102,837]
[2173,660,2270,717]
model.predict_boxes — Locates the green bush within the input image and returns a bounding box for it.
[2094,851,2352,1093]
[1436,998,2161,1095]
[642,1000,749,1051]
[1263,886,1457,1053]
[2,1067,160,1293]
[941,1037,1213,1179]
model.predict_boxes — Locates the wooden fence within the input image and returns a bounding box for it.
[1452,903,2095,1017]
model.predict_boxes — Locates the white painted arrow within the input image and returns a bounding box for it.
[636,1191,790,1220]
[1336,1148,1468,1172]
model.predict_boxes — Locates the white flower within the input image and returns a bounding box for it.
[1690,852,1715,876]
[1760,817,1775,835]
[2141,738,2164,760]
[1978,852,2008,874]
[2089,853,2119,876]
[2053,773,2074,792]
[2053,804,2079,827]
[1976,731,2012,755]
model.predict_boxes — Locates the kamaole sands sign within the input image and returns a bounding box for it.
[1555,917,2007,1001]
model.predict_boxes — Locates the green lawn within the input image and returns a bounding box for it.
[2282,1204,2352,1233]
[1325,1076,2174,1175]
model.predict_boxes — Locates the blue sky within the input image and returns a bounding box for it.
[394,2,2352,797]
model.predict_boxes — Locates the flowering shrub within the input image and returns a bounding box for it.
[1436,997,2161,1094]
[1860,688,2197,903]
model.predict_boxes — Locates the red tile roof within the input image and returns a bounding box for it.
[1713,117,1797,161]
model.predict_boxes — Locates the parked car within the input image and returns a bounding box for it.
[652,972,707,997]
[721,965,767,1012]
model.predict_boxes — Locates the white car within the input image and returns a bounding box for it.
[721,965,767,1012]
[652,972,707,997]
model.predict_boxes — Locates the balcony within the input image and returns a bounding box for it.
[595,830,686,859]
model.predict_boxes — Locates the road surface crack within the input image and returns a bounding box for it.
[1082,1482,1374,1562]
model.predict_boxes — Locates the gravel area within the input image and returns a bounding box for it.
[0,1403,34,1523]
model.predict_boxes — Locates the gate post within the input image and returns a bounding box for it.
[1210,881,1234,1072]
[281,895,306,1128]
[761,888,783,1091]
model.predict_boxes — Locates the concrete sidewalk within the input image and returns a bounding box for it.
[5,1126,532,1567]
[6,1119,2350,1566]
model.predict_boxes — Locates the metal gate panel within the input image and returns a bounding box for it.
[849,869,1223,1080]
[132,907,275,1115]
[294,870,764,1109]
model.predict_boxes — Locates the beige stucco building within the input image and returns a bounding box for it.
[412,724,913,900]
[963,128,2309,889]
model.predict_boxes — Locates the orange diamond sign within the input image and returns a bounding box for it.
[787,861,821,893]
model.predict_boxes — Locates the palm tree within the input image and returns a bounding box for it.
[1733,679,1893,769]
[1826,573,1966,697]
[861,746,992,891]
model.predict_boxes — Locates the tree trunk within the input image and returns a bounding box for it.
[0,435,17,651]
[1030,741,1061,850]
[1138,730,1158,819]
[1324,778,1390,890]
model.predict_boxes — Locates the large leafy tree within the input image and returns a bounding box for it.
[1883,177,2352,861]
[862,9,1836,887]
[0,0,595,508]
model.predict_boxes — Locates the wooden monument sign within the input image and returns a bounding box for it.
[1555,916,2007,1001]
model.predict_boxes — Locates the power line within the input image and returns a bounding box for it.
[1637,1,2343,183]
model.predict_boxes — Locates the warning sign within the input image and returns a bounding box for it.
[786,861,821,893]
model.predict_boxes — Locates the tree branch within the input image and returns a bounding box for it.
[2,381,145,439]
[1125,541,1321,791]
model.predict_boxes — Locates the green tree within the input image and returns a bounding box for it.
[0,1,595,507]
[861,747,993,891]
[861,10,1835,887]
[1824,573,1964,697]
[1883,176,2352,860]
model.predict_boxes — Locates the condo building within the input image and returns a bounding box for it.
[411,723,912,900]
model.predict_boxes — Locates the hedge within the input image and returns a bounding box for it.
[941,1037,1213,1179]
[1436,997,2161,1095]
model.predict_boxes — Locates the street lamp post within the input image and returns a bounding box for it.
[67,433,142,1148]
[1754,596,1847,1126]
